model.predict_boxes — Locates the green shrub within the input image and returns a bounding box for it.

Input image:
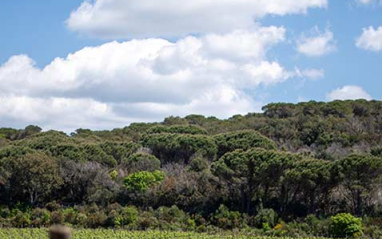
[11,210,31,228]
[50,210,64,225]
[137,211,158,230]
[123,153,161,173]
[188,153,209,172]
[255,208,276,228]
[114,206,138,227]
[31,208,50,227]
[330,213,363,238]
[124,170,165,192]
[87,212,107,228]
[63,208,77,225]
[154,206,187,230]
[306,214,331,237]
[109,170,119,181]
[213,205,243,229]
[371,147,382,157]
[0,207,10,218]
[75,213,88,227]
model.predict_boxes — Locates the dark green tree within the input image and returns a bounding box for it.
[0,152,62,205]
[332,154,382,215]
[213,130,277,158]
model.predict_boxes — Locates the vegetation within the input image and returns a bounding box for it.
[124,171,165,192]
[330,213,363,238]
[1,100,382,237]
[0,228,333,239]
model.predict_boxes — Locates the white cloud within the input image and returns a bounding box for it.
[0,95,122,132]
[0,88,259,132]
[297,27,336,57]
[112,85,261,121]
[0,28,288,101]
[294,68,325,80]
[356,26,382,52]
[327,85,372,101]
[1,27,319,131]
[67,0,327,38]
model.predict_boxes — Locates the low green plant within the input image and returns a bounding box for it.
[124,170,165,192]
[330,213,362,238]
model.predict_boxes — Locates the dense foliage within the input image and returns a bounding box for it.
[1,100,382,237]
[330,213,363,238]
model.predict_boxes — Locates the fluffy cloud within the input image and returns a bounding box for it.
[0,96,122,132]
[297,28,336,57]
[327,85,372,101]
[67,0,327,38]
[0,88,258,132]
[0,28,288,101]
[1,27,320,131]
[356,26,382,52]
[294,68,325,80]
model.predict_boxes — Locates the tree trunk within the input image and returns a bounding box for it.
[356,190,363,216]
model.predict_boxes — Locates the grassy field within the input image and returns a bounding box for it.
[0,228,331,239]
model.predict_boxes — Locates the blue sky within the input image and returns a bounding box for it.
[261,0,382,102]
[0,0,381,132]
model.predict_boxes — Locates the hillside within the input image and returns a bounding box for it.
[0,100,382,236]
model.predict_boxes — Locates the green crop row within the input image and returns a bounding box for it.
[0,229,332,239]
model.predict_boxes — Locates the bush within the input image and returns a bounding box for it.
[255,208,276,228]
[124,170,165,192]
[50,211,64,225]
[330,213,363,238]
[75,213,88,227]
[154,206,188,230]
[306,214,331,237]
[87,211,107,228]
[31,208,51,227]
[363,225,382,238]
[371,147,382,157]
[11,210,31,228]
[123,153,161,173]
[213,205,243,229]
[188,153,209,172]
[0,207,10,218]
[63,208,77,225]
[114,206,138,228]
[137,211,157,230]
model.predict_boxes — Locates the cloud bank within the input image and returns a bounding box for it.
[0,28,321,131]
[0,0,336,132]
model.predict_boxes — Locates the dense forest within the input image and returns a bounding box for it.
[1,100,382,237]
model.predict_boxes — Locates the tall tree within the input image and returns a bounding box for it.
[333,154,382,215]
[212,148,298,214]
[0,152,62,205]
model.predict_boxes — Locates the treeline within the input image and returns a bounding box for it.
[1,100,382,237]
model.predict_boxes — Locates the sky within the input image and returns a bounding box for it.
[0,0,381,132]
